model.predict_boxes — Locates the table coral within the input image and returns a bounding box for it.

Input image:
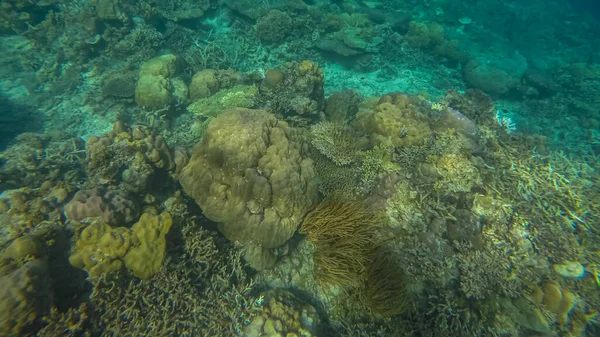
[179,108,319,257]
[354,93,432,149]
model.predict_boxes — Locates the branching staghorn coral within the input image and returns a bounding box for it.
[300,199,380,289]
[489,147,598,231]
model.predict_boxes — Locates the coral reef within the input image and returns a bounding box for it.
[243,289,318,337]
[257,61,325,124]
[1,0,600,333]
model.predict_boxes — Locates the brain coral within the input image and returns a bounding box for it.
[179,108,319,249]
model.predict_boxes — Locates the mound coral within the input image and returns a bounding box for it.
[179,108,318,265]
[69,212,172,279]
[354,93,432,149]
[135,54,178,109]
[64,188,139,226]
[300,199,379,288]
[256,9,293,44]
[0,235,52,337]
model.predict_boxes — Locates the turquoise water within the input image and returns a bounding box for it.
[0,1,599,336]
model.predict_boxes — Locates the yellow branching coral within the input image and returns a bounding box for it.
[300,199,380,289]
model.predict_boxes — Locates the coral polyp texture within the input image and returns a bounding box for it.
[1,0,600,335]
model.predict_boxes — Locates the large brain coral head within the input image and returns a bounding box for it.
[179,108,319,248]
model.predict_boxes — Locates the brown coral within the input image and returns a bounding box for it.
[0,238,52,337]
[354,92,432,149]
[64,188,139,226]
[179,108,319,251]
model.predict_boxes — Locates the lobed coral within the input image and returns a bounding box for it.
[179,108,318,267]
[68,212,172,279]
[354,93,432,149]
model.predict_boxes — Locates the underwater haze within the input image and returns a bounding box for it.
[1,0,599,336]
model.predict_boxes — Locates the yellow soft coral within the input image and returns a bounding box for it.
[124,212,172,279]
[69,222,131,277]
[69,212,172,279]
